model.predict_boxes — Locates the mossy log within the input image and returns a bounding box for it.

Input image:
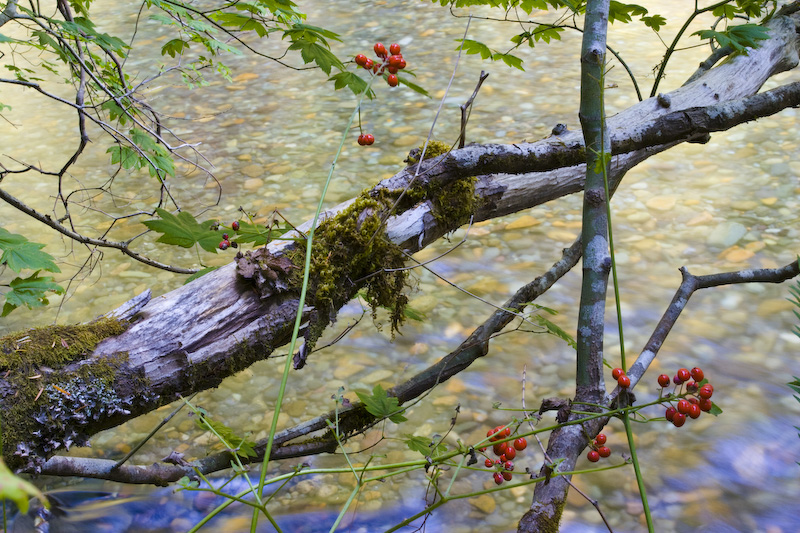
[1,6,799,476]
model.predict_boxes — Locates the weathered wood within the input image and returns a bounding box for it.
[2,5,799,474]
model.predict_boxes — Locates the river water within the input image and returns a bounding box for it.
[1,1,799,532]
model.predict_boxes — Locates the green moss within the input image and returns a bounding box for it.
[0,318,132,469]
[405,140,450,165]
[288,192,409,352]
[0,318,127,371]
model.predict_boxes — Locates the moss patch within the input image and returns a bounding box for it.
[0,318,137,471]
[287,192,409,367]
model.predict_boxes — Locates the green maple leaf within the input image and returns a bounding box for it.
[142,208,220,253]
[355,384,407,423]
[2,271,65,316]
[0,228,60,273]
[404,434,447,458]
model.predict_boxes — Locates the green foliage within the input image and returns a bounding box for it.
[404,434,447,458]
[355,384,407,423]
[232,219,302,246]
[525,304,577,348]
[693,24,770,54]
[328,71,376,99]
[458,39,526,70]
[193,408,257,458]
[142,208,221,253]
[0,458,48,514]
[0,228,64,316]
[1,272,64,317]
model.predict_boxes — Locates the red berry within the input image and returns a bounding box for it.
[677,399,691,414]
[219,240,230,250]
[387,66,399,74]
[690,367,704,382]
[617,375,631,388]
[355,54,368,67]
[231,221,240,231]
[612,368,624,380]
[363,58,374,70]
[388,54,403,68]
[676,368,691,383]
[587,450,600,462]
[672,413,686,427]
[504,461,514,471]
[493,442,507,456]
[673,374,683,385]
[503,447,516,460]
[699,398,713,412]
[398,58,406,69]
[698,384,713,399]
[357,134,366,146]
[502,427,511,438]
[513,437,527,451]
[688,396,699,405]
[487,427,499,440]
[597,446,611,458]
[665,407,677,421]
[658,374,671,387]
[389,43,401,55]
[688,403,701,419]
[493,472,504,485]
[387,74,399,87]
[222,233,229,240]
[501,471,512,481]
[686,381,698,393]
[374,42,387,57]
[484,458,494,468]
[594,434,607,445]
[363,133,374,145]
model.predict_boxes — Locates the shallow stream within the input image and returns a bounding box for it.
[1,1,799,532]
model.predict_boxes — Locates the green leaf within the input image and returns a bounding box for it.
[232,219,302,246]
[397,75,430,97]
[0,458,48,514]
[2,271,65,317]
[403,305,427,322]
[404,434,447,457]
[0,228,60,273]
[533,314,577,348]
[712,4,739,19]
[642,14,667,32]
[106,145,141,170]
[533,25,564,44]
[286,40,343,74]
[161,38,190,58]
[142,208,221,252]
[708,402,723,416]
[459,39,493,59]
[492,52,524,71]
[194,412,257,458]
[355,384,407,423]
[328,71,375,99]
[0,33,18,43]
[608,1,648,24]
[694,24,770,54]
[185,266,218,284]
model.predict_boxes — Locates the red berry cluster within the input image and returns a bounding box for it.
[218,221,240,251]
[658,366,715,427]
[353,42,408,147]
[354,42,407,85]
[586,433,612,462]
[611,367,631,388]
[482,425,527,485]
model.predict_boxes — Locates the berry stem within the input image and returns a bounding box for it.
[622,413,654,532]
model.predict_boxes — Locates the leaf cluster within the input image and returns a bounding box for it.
[355,384,408,424]
[0,228,64,317]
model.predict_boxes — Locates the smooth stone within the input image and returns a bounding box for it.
[707,222,747,248]
[645,195,677,211]
[468,494,496,514]
[686,211,713,226]
[393,135,419,147]
[756,298,795,317]
[408,294,439,314]
[241,164,263,178]
[505,215,541,229]
[361,369,394,384]
[719,247,754,262]
[731,200,759,211]
[243,178,264,190]
[760,197,778,206]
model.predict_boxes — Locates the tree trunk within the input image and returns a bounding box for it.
[2,6,799,476]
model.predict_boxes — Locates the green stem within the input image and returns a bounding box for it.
[247,73,379,533]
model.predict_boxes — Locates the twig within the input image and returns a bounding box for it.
[458,71,490,148]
